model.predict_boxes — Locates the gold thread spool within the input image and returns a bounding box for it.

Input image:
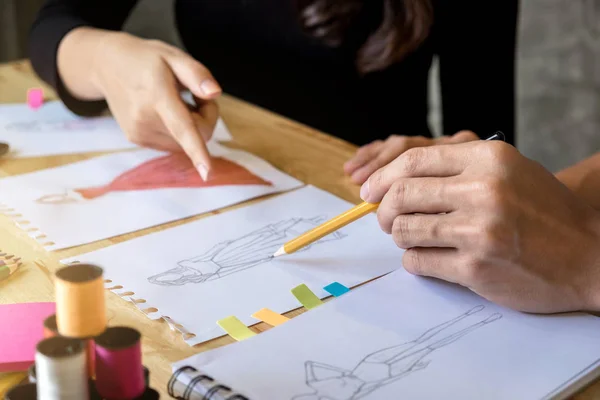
[55,264,106,338]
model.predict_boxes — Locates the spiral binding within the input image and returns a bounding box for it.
[168,366,250,400]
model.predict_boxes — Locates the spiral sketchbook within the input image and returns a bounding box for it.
[168,270,600,400]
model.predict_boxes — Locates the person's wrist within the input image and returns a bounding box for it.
[89,31,133,95]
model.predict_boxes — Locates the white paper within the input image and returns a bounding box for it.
[0,142,302,250]
[174,269,600,400]
[0,101,232,158]
[61,186,404,345]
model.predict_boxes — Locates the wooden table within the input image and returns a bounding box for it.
[0,60,599,400]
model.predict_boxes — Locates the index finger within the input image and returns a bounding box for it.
[157,95,212,180]
[360,143,474,203]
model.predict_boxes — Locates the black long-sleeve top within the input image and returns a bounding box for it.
[28,0,519,146]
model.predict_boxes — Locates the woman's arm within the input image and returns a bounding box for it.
[556,152,600,210]
[28,0,138,116]
[435,0,519,144]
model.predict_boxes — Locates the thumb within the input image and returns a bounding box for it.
[165,53,222,100]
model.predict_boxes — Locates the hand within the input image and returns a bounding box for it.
[91,33,221,179]
[360,141,600,313]
[343,131,478,184]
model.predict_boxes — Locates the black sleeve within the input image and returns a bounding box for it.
[28,0,138,116]
[434,0,519,145]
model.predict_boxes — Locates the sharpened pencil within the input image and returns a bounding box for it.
[273,201,379,257]
[273,131,505,258]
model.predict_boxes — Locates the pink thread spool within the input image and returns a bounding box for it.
[94,327,145,399]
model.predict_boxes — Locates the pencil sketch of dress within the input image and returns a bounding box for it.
[147,216,347,286]
[292,305,502,400]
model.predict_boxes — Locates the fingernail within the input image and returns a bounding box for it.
[195,163,210,181]
[199,79,221,97]
[360,180,370,201]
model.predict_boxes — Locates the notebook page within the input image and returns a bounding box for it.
[174,269,600,400]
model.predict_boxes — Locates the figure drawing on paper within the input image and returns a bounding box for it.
[292,305,502,400]
[147,216,347,286]
[35,152,272,204]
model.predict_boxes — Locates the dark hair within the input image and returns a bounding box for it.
[296,0,433,74]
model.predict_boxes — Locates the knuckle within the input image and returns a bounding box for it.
[473,177,506,209]
[391,216,410,248]
[370,170,384,191]
[403,250,423,275]
[482,141,516,163]
[390,181,406,206]
[399,147,423,175]
[463,258,487,283]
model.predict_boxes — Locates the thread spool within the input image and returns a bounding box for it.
[4,383,37,400]
[143,366,150,387]
[35,336,88,400]
[95,326,145,399]
[42,315,58,338]
[42,313,97,378]
[55,264,106,338]
[27,365,36,383]
[136,388,159,400]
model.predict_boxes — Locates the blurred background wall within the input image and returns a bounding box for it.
[1,0,598,172]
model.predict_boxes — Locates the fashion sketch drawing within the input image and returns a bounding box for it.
[147,216,347,286]
[292,305,502,400]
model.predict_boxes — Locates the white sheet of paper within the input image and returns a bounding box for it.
[173,269,600,400]
[0,101,232,158]
[61,186,404,345]
[0,142,301,250]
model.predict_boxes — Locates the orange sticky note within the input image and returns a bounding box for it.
[217,316,256,341]
[251,308,290,327]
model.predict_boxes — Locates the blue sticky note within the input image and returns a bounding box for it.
[323,282,349,297]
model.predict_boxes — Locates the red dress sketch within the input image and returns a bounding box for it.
[36,153,272,203]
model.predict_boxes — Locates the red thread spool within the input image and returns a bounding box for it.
[95,327,144,399]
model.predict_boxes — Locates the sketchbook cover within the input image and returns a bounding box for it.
[172,270,600,400]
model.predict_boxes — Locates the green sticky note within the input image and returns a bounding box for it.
[217,316,257,341]
[291,284,323,310]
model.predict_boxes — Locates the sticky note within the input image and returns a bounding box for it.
[291,284,323,310]
[324,282,350,297]
[217,316,256,341]
[251,308,290,327]
[27,88,44,110]
[0,302,56,372]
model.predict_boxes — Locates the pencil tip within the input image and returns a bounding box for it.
[273,247,286,258]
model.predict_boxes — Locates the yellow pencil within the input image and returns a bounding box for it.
[273,201,379,257]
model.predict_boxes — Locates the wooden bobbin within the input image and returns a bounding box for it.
[4,383,37,400]
[55,264,106,338]
[43,313,97,379]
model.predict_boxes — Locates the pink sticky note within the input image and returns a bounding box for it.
[0,302,55,372]
[27,88,44,110]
